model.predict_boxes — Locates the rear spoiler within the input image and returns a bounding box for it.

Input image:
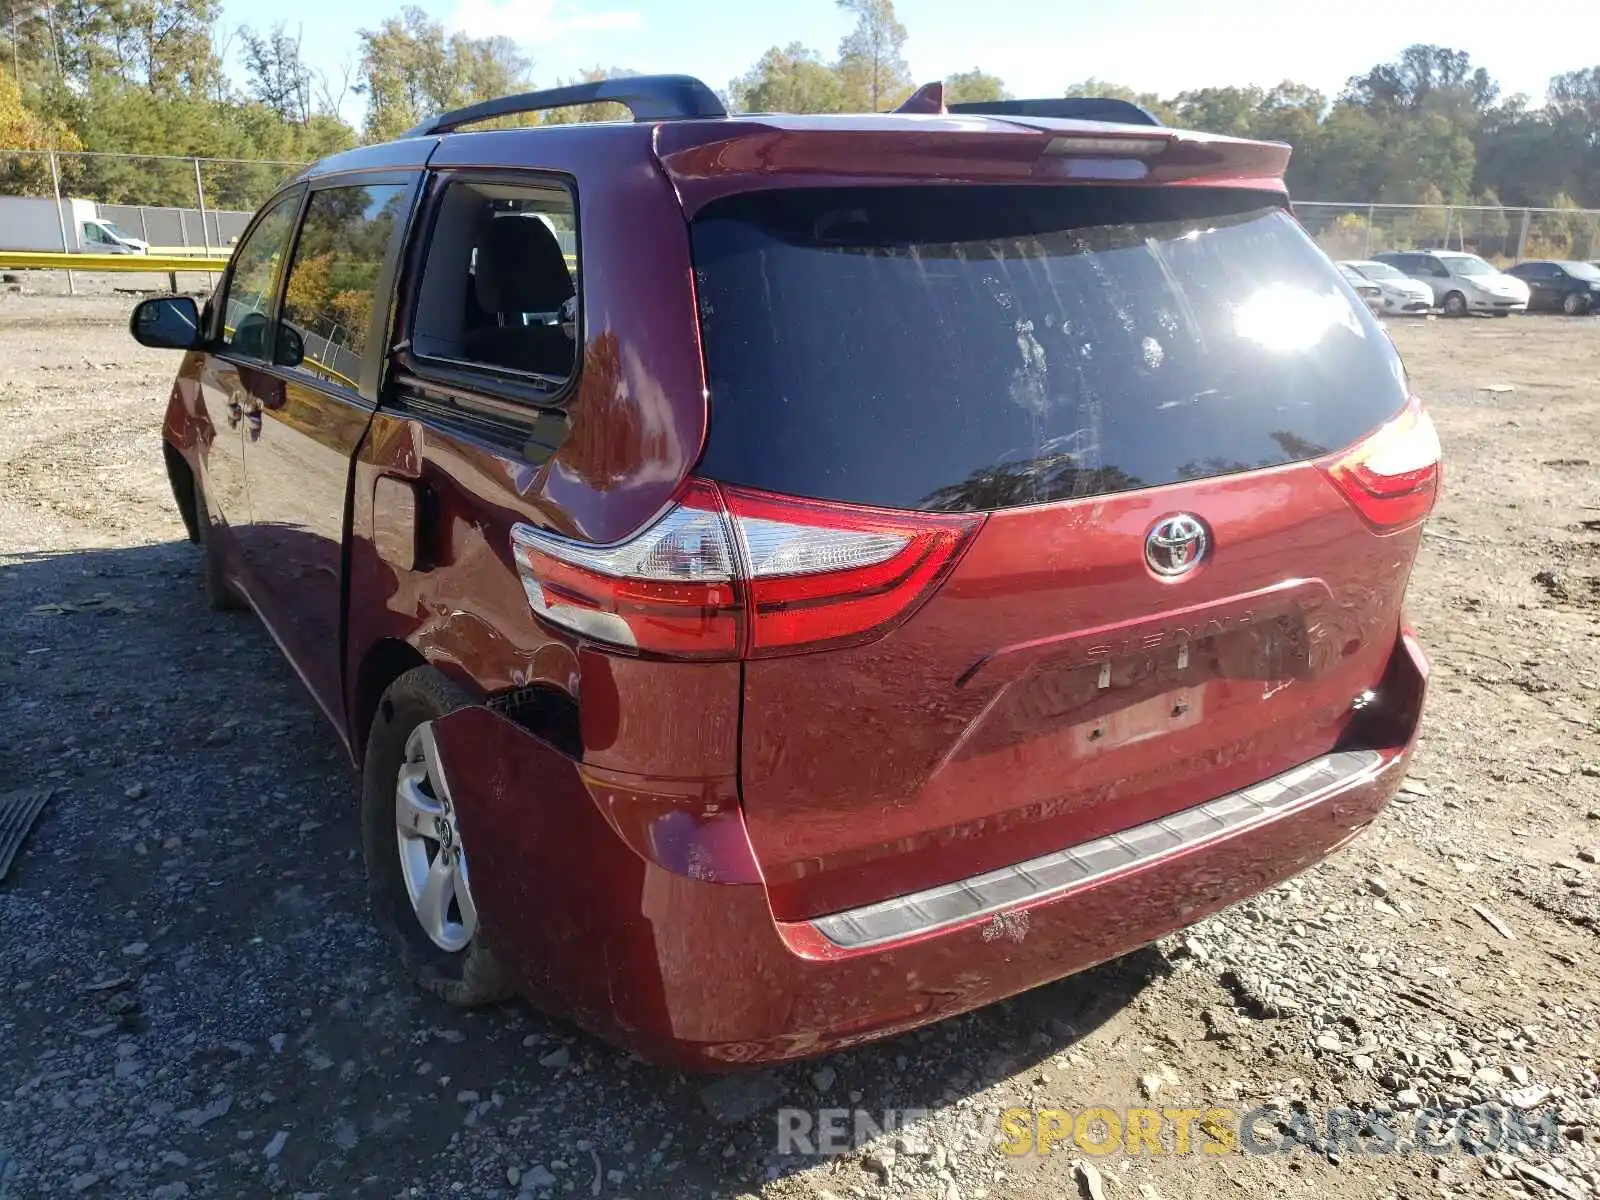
[655,117,1292,216]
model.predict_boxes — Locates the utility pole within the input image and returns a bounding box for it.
[48,149,75,297]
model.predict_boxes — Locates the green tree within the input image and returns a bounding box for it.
[122,0,223,98]
[1474,103,1570,206]
[836,0,911,112]
[356,6,529,140]
[239,22,311,124]
[0,0,357,212]
[1291,102,1384,198]
[1062,78,1174,125]
[0,1,60,88]
[1344,44,1498,120]
[1254,82,1325,148]
[729,43,843,114]
[0,63,78,194]
[1548,65,1600,140]
[943,68,1007,106]
[539,66,636,124]
[0,64,73,147]
[1170,85,1264,137]
[1381,110,1476,201]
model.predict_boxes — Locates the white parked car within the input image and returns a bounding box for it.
[1372,250,1529,317]
[1339,260,1435,314]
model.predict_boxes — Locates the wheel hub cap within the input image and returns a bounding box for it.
[395,722,478,953]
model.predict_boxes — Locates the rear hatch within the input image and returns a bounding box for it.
[690,183,1430,921]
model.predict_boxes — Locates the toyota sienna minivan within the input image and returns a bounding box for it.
[130,75,1435,1067]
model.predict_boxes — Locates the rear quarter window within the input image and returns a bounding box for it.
[691,186,1409,512]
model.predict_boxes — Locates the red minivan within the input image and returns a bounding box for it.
[131,76,1434,1068]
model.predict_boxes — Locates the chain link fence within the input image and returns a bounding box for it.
[1296,202,1600,265]
[0,149,302,253]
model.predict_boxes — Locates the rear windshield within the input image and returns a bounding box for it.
[691,186,1408,512]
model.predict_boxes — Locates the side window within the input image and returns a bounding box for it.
[278,182,411,390]
[221,192,301,360]
[83,223,113,246]
[410,179,578,388]
[1424,257,1451,278]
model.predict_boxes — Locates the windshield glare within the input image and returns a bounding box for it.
[1450,256,1497,277]
[1564,261,1600,281]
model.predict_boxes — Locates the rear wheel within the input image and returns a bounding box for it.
[360,666,514,1007]
[1442,291,1468,317]
[1562,291,1589,315]
[191,472,244,612]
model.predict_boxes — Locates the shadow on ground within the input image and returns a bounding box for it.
[0,540,1168,1198]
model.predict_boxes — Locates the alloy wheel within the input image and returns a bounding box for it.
[394,722,478,952]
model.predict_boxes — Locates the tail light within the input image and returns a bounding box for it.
[510,481,981,659]
[1320,396,1441,531]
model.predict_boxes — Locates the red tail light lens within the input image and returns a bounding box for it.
[510,481,981,659]
[1320,396,1441,531]
[510,481,741,659]
[724,486,981,656]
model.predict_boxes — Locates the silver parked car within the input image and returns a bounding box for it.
[1372,250,1529,317]
[1337,262,1386,315]
[1339,260,1435,314]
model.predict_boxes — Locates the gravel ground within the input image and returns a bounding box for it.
[1,287,1597,1200]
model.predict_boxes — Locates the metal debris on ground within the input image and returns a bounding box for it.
[0,788,53,883]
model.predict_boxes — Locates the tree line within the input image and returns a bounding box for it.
[2,0,1598,216]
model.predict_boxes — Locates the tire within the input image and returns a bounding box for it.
[360,666,514,1007]
[1442,291,1468,317]
[1562,291,1589,316]
[191,471,245,612]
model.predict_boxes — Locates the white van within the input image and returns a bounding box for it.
[0,197,150,254]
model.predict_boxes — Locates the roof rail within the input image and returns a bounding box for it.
[949,97,1164,127]
[403,73,726,137]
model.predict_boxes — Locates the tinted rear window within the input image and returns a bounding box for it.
[691,186,1408,512]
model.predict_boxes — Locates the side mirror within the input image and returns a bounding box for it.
[274,323,304,369]
[130,295,202,350]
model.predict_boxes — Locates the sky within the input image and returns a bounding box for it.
[214,0,1593,125]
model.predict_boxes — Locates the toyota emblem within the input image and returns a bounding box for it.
[1145,514,1208,577]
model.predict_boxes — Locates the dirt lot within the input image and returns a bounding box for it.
[0,287,1597,1200]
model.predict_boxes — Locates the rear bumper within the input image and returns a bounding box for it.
[438,632,1427,1069]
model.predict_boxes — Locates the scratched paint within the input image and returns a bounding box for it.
[980,910,1032,944]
